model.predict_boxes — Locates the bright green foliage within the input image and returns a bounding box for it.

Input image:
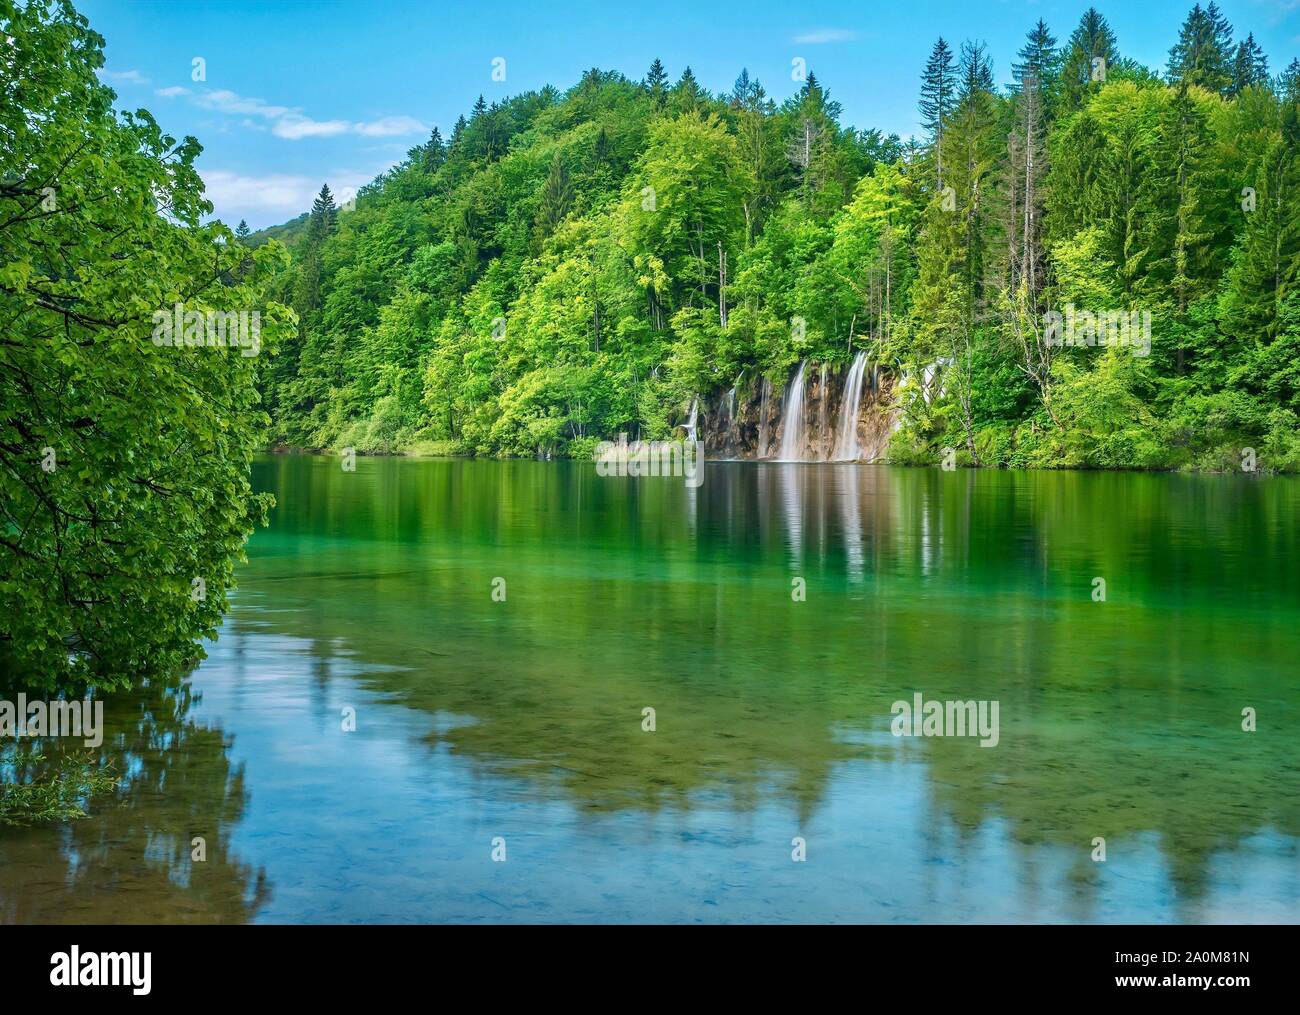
[253,9,1299,476]
[0,0,294,690]
[0,743,119,826]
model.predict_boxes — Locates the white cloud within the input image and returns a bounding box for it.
[201,170,319,214]
[196,88,292,120]
[171,86,425,141]
[200,168,375,222]
[155,85,191,98]
[273,115,351,139]
[792,29,857,45]
[98,68,150,85]
[353,115,428,137]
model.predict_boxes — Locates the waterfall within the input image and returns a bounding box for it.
[757,376,772,458]
[831,351,869,461]
[685,396,699,442]
[817,363,828,443]
[726,386,736,423]
[776,361,808,462]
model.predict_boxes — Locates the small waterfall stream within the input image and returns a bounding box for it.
[775,361,808,462]
[757,377,773,458]
[831,351,868,461]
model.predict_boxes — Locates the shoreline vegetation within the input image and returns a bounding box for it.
[261,444,1293,475]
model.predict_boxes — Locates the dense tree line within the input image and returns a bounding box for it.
[263,7,1299,471]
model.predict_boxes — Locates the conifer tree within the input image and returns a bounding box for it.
[534,152,573,242]
[1221,104,1300,341]
[1008,22,1054,299]
[423,126,446,172]
[1229,33,1269,96]
[308,183,337,241]
[918,38,956,189]
[1060,8,1118,111]
[644,58,669,108]
[1168,3,1234,95]
[1277,59,1300,106]
[670,67,704,115]
[1160,84,1218,372]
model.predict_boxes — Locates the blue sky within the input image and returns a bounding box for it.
[81,0,1299,229]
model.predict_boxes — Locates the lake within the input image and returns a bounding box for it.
[3,455,1299,923]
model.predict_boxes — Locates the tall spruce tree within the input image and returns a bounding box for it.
[949,41,998,317]
[1168,3,1234,95]
[1221,104,1300,341]
[732,69,782,241]
[1229,33,1269,96]
[1008,21,1055,299]
[308,183,337,241]
[1060,8,1118,111]
[534,152,573,243]
[918,38,957,190]
[1160,84,1218,372]
[423,126,446,172]
[644,58,669,108]
[1278,59,1300,106]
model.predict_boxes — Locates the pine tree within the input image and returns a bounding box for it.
[471,94,487,119]
[1012,19,1057,94]
[1044,113,1109,249]
[1060,8,1118,111]
[918,38,956,189]
[1097,115,1160,302]
[1277,59,1300,106]
[481,102,507,160]
[235,219,251,241]
[644,58,668,108]
[731,70,781,242]
[1008,23,1053,300]
[308,184,337,242]
[1160,84,1218,372]
[535,152,573,242]
[1168,3,1234,95]
[785,73,842,208]
[450,115,467,149]
[670,67,704,115]
[1229,33,1269,96]
[423,126,446,172]
[1221,104,1300,341]
[949,41,998,317]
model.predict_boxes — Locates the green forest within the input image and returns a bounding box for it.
[261,5,1300,472]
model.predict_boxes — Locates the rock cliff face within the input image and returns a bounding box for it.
[688,358,896,462]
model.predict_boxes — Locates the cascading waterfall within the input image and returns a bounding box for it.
[817,363,828,443]
[757,376,773,458]
[831,351,869,461]
[685,396,699,442]
[776,361,808,462]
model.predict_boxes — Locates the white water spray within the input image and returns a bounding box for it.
[831,351,868,461]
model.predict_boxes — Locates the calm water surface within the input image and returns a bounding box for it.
[3,456,1299,923]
